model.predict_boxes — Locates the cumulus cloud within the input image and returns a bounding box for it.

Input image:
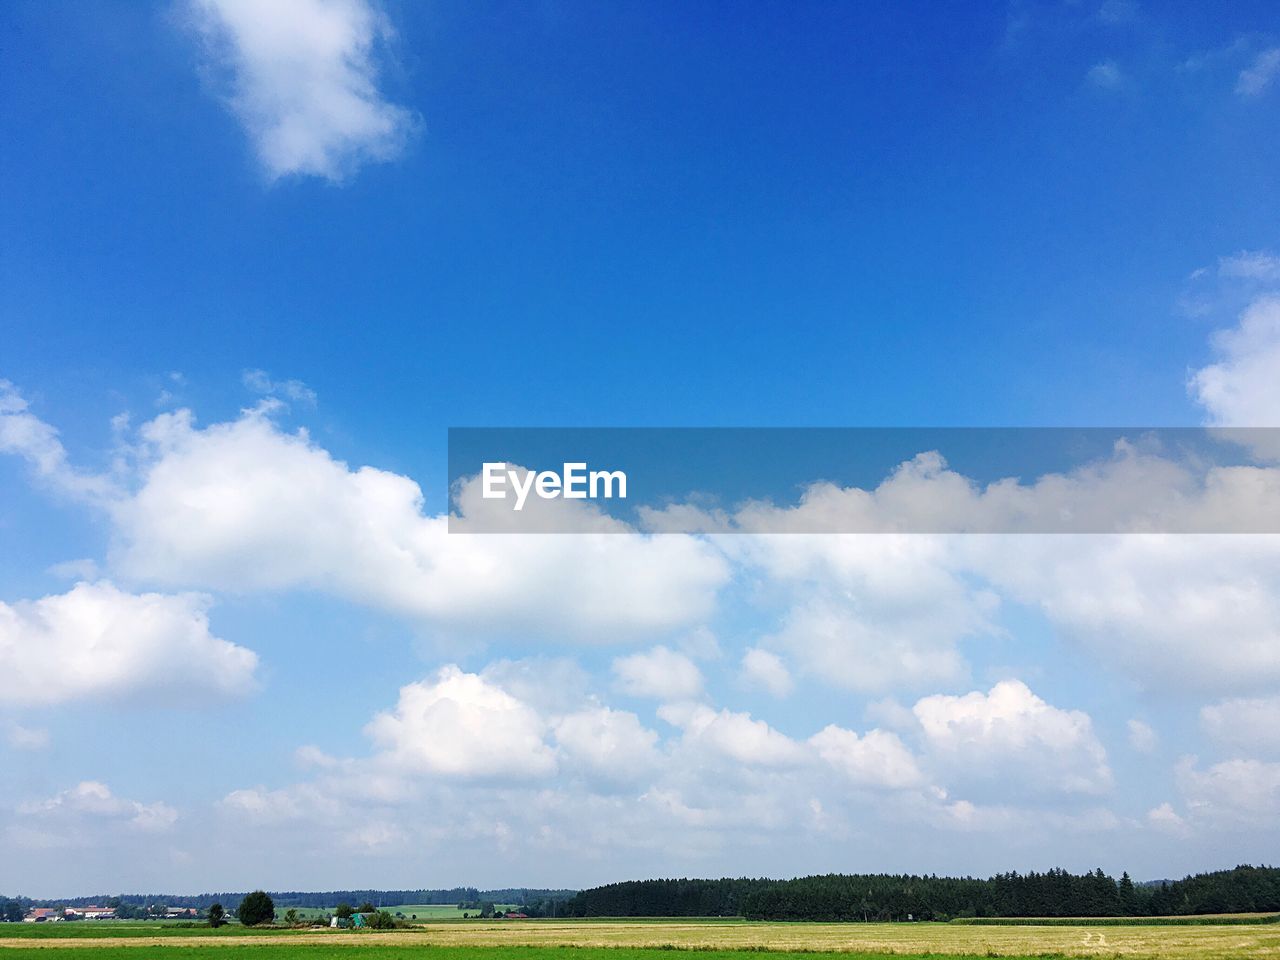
[480,657,593,715]
[1237,48,1280,97]
[1191,297,1280,427]
[11,379,1280,713]
[365,666,557,781]
[739,647,794,698]
[613,646,704,701]
[651,443,1280,535]
[0,581,258,707]
[1147,801,1190,835]
[658,702,806,768]
[553,706,661,784]
[969,535,1280,695]
[212,653,1147,873]
[644,443,1280,697]
[1200,696,1280,755]
[732,531,991,694]
[763,592,974,694]
[185,0,415,181]
[105,406,726,639]
[19,781,177,833]
[809,725,924,789]
[913,680,1112,796]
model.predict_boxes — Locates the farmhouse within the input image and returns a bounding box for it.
[23,908,59,922]
[63,906,115,920]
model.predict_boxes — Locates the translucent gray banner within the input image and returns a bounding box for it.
[447,427,1280,533]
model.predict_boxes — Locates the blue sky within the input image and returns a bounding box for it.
[3,0,1280,897]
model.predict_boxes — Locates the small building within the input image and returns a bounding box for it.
[76,907,116,920]
[24,909,59,923]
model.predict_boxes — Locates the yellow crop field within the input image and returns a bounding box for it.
[2,918,1278,959]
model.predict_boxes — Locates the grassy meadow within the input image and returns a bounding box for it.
[2,917,1279,959]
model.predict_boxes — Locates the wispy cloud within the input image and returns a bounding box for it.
[1219,250,1280,282]
[1237,47,1280,97]
[1086,60,1126,91]
[242,368,318,405]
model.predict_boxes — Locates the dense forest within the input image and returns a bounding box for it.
[562,865,1280,921]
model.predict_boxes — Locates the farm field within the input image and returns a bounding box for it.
[2,918,1278,959]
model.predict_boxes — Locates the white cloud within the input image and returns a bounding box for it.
[108,406,727,639]
[1219,250,1280,283]
[47,557,100,580]
[658,702,806,768]
[19,781,178,833]
[1147,801,1190,836]
[762,591,975,694]
[1237,48,1280,97]
[1200,696,1280,755]
[613,646,704,701]
[654,443,1280,700]
[0,581,257,707]
[480,657,593,715]
[809,725,924,789]
[1127,718,1158,753]
[365,666,557,781]
[739,647,794,698]
[1191,297,1280,426]
[186,0,415,181]
[553,706,661,784]
[969,535,1280,695]
[210,656,1148,873]
[913,680,1112,795]
[0,380,115,503]
[295,744,340,769]
[4,722,50,750]
[242,369,317,405]
[220,783,343,825]
[864,697,917,730]
[731,530,990,694]
[1175,755,1280,825]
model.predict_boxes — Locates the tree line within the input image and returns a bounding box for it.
[23,888,571,911]
[562,865,1280,921]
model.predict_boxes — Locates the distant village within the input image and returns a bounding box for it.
[21,905,198,922]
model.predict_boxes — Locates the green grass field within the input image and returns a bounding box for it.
[2,917,1279,958]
